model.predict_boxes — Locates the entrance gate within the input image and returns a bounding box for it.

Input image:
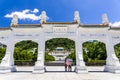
[0,11,120,73]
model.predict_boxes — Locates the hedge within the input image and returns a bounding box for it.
[14,60,35,66]
[85,60,106,66]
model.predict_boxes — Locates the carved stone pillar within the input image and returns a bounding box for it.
[104,32,120,73]
[33,31,45,73]
[75,30,88,73]
[0,40,16,73]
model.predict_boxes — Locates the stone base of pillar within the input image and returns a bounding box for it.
[104,65,120,73]
[32,61,45,73]
[33,66,45,74]
[0,66,16,73]
[75,66,88,73]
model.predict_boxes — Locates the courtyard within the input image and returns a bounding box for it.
[0,66,120,80]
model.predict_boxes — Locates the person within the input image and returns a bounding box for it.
[65,59,72,72]
[68,63,72,71]
[67,59,72,72]
[64,60,67,72]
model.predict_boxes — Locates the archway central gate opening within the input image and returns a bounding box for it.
[45,38,76,72]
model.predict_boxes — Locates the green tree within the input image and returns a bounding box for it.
[14,40,38,62]
[0,48,6,61]
[82,40,107,62]
[45,52,55,62]
[66,51,76,62]
[45,38,75,51]
[114,43,120,61]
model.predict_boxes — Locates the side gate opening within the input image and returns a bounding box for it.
[14,40,38,72]
[82,40,107,72]
[114,43,120,61]
[0,43,6,63]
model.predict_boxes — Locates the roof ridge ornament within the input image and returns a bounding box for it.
[74,11,80,24]
[11,14,18,27]
[40,11,47,24]
[102,13,109,25]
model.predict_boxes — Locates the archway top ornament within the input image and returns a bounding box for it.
[11,14,18,27]
[8,11,112,28]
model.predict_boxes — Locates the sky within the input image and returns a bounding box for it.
[0,0,120,28]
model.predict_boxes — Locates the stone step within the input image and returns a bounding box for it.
[45,61,75,66]
[45,61,65,66]
[45,66,75,72]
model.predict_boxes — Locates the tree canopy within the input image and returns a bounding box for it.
[82,40,107,62]
[45,38,75,51]
[114,43,120,61]
[14,40,38,62]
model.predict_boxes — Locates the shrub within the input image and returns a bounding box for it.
[85,60,106,66]
[66,52,76,62]
[0,48,6,60]
[45,52,55,62]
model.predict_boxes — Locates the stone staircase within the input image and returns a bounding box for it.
[45,61,65,66]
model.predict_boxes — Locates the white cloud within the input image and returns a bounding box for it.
[110,21,120,27]
[4,8,48,21]
[32,8,39,13]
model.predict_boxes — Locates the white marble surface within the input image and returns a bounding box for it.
[0,66,120,80]
[1,23,120,73]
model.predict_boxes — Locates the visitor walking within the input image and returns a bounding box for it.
[65,58,72,72]
[65,60,67,71]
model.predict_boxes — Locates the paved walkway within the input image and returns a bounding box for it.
[0,66,120,80]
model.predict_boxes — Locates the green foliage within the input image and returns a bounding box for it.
[66,52,76,62]
[83,40,107,62]
[14,48,33,61]
[0,48,6,61]
[14,40,38,62]
[45,38,75,51]
[86,60,106,66]
[15,40,38,50]
[45,52,55,62]
[114,43,120,61]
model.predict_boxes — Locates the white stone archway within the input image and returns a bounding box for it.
[0,11,120,74]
